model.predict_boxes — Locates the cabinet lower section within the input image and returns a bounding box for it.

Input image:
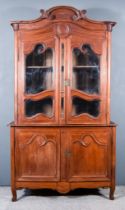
[10,124,116,201]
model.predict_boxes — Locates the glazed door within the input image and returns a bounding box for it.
[65,30,108,124]
[62,128,111,181]
[17,28,59,124]
[15,128,60,181]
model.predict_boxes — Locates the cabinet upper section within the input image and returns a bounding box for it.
[11,6,116,125]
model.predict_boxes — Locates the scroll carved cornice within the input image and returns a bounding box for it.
[19,134,56,149]
[72,10,87,21]
[45,6,87,21]
[11,6,87,25]
[73,134,106,147]
[104,21,116,32]
[11,6,116,33]
[40,9,55,20]
[12,23,19,31]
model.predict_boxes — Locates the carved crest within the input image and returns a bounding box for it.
[40,6,87,21]
[56,24,70,37]
[11,6,116,32]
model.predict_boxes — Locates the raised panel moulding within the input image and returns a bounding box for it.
[73,134,107,147]
[19,134,56,149]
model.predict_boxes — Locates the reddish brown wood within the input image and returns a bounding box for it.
[16,180,111,191]
[110,126,116,200]
[66,30,107,124]
[11,6,116,125]
[10,127,17,201]
[64,127,111,182]
[15,128,60,181]
[10,125,116,199]
[10,6,116,201]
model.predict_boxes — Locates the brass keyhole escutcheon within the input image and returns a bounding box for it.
[64,79,70,86]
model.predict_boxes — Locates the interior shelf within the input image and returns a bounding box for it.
[73,66,99,68]
[26,66,52,69]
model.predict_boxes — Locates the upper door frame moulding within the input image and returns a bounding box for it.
[11,6,116,32]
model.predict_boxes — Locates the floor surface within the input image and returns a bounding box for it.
[0,186,125,210]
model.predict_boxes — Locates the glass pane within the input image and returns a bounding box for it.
[61,97,64,118]
[61,44,64,92]
[61,44,64,118]
[25,97,53,117]
[72,97,100,117]
[25,44,53,94]
[73,67,99,94]
[72,44,100,94]
[26,67,53,94]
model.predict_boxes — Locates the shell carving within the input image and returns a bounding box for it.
[56,24,70,37]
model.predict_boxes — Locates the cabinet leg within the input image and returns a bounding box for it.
[109,187,115,200]
[11,188,17,202]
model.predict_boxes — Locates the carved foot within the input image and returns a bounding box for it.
[109,188,115,200]
[12,190,17,202]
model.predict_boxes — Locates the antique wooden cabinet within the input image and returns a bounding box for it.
[10,6,116,201]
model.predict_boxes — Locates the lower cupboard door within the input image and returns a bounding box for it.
[15,128,60,181]
[66,128,111,182]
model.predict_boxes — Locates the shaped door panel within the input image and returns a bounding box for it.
[61,127,111,181]
[15,128,60,181]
